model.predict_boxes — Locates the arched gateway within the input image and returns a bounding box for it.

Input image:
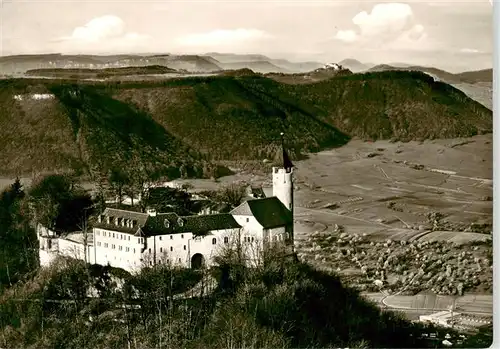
[191,253,205,269]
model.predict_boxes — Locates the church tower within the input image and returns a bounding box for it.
[272,132,294,213]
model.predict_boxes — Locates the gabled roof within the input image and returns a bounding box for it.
[93,208,148,234]
[183,214,242,233]
[102,208,149,226]
[231,197,292,229]
[142,212,180,235]
[94,207,241,237]
[143,213,241,236]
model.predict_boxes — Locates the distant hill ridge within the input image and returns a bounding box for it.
[338,58,374,73]
[455,69,493,84]
[0,53,325,76]
[25,65,179,78]
[1,53,492,83]
[0,70,492,177]
[0,53,222,75]
[217,60,289,74]
[336,58,493,84]
[267,70,491,140]
[367,64,492,84]
[204,53,324,73]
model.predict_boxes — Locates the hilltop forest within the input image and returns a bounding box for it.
[0,70,492,181]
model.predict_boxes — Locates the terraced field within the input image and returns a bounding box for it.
[291,134,492,242]
[382,293,493,315]
[417,231,492,244]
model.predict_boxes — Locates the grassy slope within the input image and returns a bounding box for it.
[0,71,492,176]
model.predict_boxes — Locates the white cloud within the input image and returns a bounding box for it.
[175,28,272,48]
[352,3,413,37]
[460,48,481,53]
[383,26,429,51]
[124,32,147,40]
[335,30,358,43]
[52,15,150,53]
[407,24,425,40]
[70,15,125,42]
[335,3,426,47]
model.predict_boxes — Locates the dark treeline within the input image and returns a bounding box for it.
[0,179,38,291]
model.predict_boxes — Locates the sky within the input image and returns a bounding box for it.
[1,0,494,72]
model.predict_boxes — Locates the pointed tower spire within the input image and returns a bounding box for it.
[280,132,294,171]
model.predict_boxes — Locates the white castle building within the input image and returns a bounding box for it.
[38,136,295,273]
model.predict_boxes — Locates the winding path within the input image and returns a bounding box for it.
[172,273,217,300]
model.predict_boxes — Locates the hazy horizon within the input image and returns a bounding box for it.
[1,0,493,73]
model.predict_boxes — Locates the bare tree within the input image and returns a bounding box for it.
[217,184,247,209]
[76,204,95,276]
[108,169,129,207]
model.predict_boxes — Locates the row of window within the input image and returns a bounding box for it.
[152,258,182,265]
[102,256,183,265]
[97,230,133,241]
[97,242,136,252]
[97,231,188,243]
[211,237,253,244]
[97,242,190,254]
[159,234,184,241]
[96,235,262,250]
[148,246,186,253]
[97,231,268,245]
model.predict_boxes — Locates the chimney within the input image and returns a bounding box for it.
[98,215,102,223]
